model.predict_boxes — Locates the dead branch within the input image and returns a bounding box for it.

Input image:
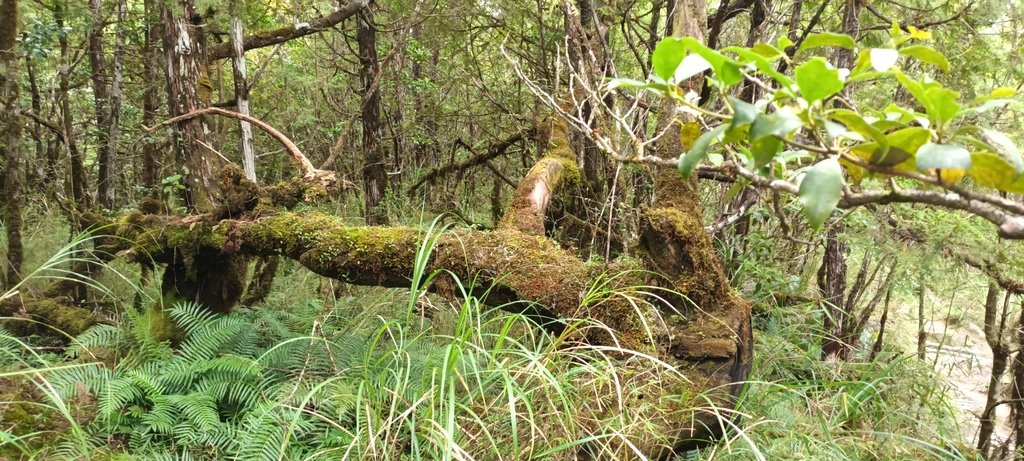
[147,107,337,186]
[408,129,533,193]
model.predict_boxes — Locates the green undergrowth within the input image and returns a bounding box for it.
[690,302,976,461]
[0,217,696,460]
[0,210,982,460]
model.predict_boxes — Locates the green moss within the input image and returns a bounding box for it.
[140,292,187,344]
[0,377,67,457]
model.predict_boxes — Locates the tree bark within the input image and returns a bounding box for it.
[56,2,89,211]
[868,284,892,361]
[917,275,927,360]
[142,0,163,189]
[1,0,23,288]
[88,0,114,209]
[161,0,220,213]
[979,284,1011,458]
[230,0,257,183]
[358,5,388,225]
[818,222,848,361]
[1011,297,1024,460]
[635,0,753,450]
[105,0,126,208]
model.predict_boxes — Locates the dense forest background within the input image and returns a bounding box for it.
[2,0,1024,459]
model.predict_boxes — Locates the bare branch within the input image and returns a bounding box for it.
[146,107,336,185]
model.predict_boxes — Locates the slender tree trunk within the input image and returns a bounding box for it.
[25,55,45,182]
[88,0,114,209]
[917,275,927,360]
[1,0,23,288]
[1011,297,1024,460]
[142,0,162,189]
[868,284,892,361]
[230,0,257,183]
[358,5,388,225]
[57,2,89,211]
[818,222,847,361]
[979,285,1011,458]
[103,0,126,208]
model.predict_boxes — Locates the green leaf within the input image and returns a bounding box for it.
[798,158,844,229]
[795,58,844,103]
[684,40,744,86]
[869,48,900,72]
[799,33,856,52]
[899,45,950,72]
[916,142,972,171]
[894,72,936,120]
[728,96,757,129]
[880,127,931,165]
[925,87,961,124]
[750,137,783,169]
[751,43,785,59]
[979,128,1024,175]
[986,87,1017,100]
[970,151,1019,189]
[678,125,728,178]
[726,47,794,88]
[652,38,687,81]
[750,110,803,141]
[828,109,889,151]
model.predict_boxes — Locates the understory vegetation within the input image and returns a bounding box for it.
[0,208,985,460]
[4,0,1024,459]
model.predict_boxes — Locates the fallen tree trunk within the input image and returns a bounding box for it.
[106,206,747,453]
[91,114,750,457]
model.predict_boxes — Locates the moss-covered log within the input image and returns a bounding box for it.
[0,294,104,336]
[107,204,748,454]
[93,104,749,456]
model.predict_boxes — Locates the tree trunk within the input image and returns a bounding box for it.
[1011,296,1024,460]
[88,0,114,209]
[917,275,928,360]
[868,284,892,361]
[92,102,751,455]
[104,0,126,208]
[358,5,388,225]
[142,0,163,189]
[1,0,23,288]
[979,284,1011,458]
[56,2,89,211]
[818,222,847,361]
[230,0,257,183]
[636,0,752,450]
[24,54,46,182]
[161,0,220,213]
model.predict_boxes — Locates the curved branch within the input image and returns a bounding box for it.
[147,107,336,185]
